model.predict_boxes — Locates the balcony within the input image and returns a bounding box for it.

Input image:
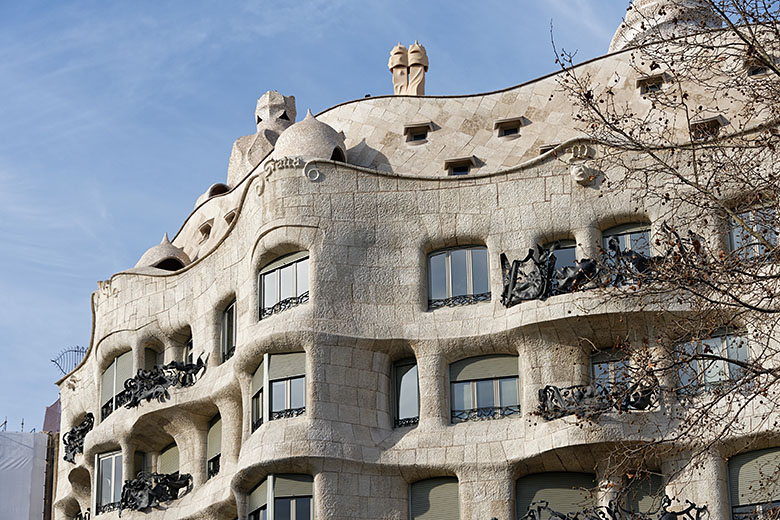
[520,495,706,520]
[62,412,94,463]
[122,355,208,409]
[394,416,419,428]
[270,406,306,420]
[537,380,658,421]
[451,405,520,424]
[119,471,193,513]
[260,291,309,319]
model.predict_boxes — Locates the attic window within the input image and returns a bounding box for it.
[637,74,665,95]
[444,156,477,176]
[493,116,524,137]
[256,116,262,124]
[224,210,236,225]
[280,111,290,121]
[691,116,726,141]
[331,147,346,162]
[208,183,230,198]
[403,121,434,144]
[746,59,771,77]
[539,144,560,156]
[199,219,214,243]
[153,258,185,272]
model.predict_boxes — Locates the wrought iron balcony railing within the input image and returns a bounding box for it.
[520,496,707,520]
[429,292,491,310]
[100,389,130,421]
[451,405,520,423]
[119,471,193,513]
[62,412,94,463]
[207,455,220,479]
[270,406,306,420]
[73,508,90,520]
[122,354,208,410]
[95,502,119,515]
[732,500,780,520]
[394,416,419,428]
[222,346,235,363]
[537,380,658,421]
[251,417,263,432]
[261,291,310,319]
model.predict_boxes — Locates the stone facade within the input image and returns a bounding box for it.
[53,3,771,519]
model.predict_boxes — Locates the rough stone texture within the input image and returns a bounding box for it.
[53,23,765,520]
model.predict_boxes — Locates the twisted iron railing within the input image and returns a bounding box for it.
[451,405,521,423]
[95,502,120,515]
[101,389,130,421]
[520,496,707,520]
[261,291,310,319]
[122,354,208,409]
[207,455,220,479]
[62,412,94,463]
[51,345,88,376]
[429,292,491,309]
[394,416,419,428]
[73,509,90,520]
[270,406,306,420]
[537,380,659,421]
[119,471,192,514]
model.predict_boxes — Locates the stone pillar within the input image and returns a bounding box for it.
[575,225,601,261]
[216,396,242,467]
[121,442,135,482]
[315,471,339,520]
[407,41,428,96]
[459,467,515,520]
[663,450,728,520]
[417,349,447,427]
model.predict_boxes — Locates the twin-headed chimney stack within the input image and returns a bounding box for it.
[388,41,428,96]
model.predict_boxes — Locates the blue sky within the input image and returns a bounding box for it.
[0,0,628,431]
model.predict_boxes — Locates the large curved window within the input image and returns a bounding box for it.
[249,474,313,520]
[450,354,519,423]
[602,224,650,256]
[427,246,490,309]
[259,252,310,319]
[729,447,780,518]
[100,351,133,421]
[677,330,749,393]
[394,358,419,428]
[410,477,460,520]
[516,472,596,519]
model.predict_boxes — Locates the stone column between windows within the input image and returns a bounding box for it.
[205,309,222,367]
[457,466,514,520]
[314,471,337,520]
[596,466,620,508]
[188,424,208,486]
[416,350,447,427]
[131,341,143,378]
[662,450,729,520]
[163,337,182,365]
[574,225,601,262]
[121,442,135,482]
[216,396,242,469]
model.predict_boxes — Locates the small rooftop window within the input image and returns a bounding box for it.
[224,210,236,225]
[208,183,230,198]
[444,156,477,176]
[199,219,214,243]
[493,116,524,138]
[691,116,726,141]
[539,143,560,156]
[637,74,665,95]
[403,121,434,144]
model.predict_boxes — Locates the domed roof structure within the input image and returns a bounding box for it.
[135,233,191,271]
[609,0,720,52]
[272,110,347,163]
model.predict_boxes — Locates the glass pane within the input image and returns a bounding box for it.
[555,246,577,268]
[295,497,312,520]
[290,377,305,409]
[592,362,611,385]
[296,258,309,296]
[476,379,495,409]
[499,377,519,407]
[471,248,490,295]
[603,233,629,252]
[614,358,631,385]
[223,305,235,351]
[451,249,468,296]
[397,365,419,419]
[113,454,123,503]
[263,271,278,308]
[280,264,295,300]
[726,334,749,379]
[275,498,292,520]
[271,380,287,412]
[452,382,472,411]
[701,338,727,384]
[100,457,113,505]
[428,253,447,300]
[252,393,261,424]
[628,230,651,256]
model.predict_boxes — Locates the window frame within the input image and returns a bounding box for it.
[393,358,420,428]
[728,206,778,260]
[269,375,306,421]
[677,330,750,394]
[427,245,491,309]
[185,337,194,365]
[450,375,519,423]
[207,414,221,480]
[591,348,631,387]
[602,223,651,255]
[258,252,310,319]
[100,352,132,422]
[221,300,237,362]
[95,450,123,514]
[248,474,314,520]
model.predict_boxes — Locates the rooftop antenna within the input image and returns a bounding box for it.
[51,345,87,376]
[1,417,6,432]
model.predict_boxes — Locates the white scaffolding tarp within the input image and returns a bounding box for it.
[0,432,48,520]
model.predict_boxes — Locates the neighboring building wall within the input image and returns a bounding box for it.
[0,432,50,520]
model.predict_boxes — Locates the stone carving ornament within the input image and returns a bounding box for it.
[568,144,601,186]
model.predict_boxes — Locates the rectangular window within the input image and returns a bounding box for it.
[729,207,778,260]
[591,350,630,387]
[185,338,193,364]
[207,415,221,479]
[100,351,133,421]
[677,332,749,394]
[259,253,310,319]
[394,360,419,427]
[450,355,520,423]
[96,451,122,514]
[221,301,236,362]
[427,246,491,309]
[602,225,651,257]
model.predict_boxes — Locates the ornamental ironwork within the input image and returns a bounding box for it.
[270,406,306,420]
[74,509,90,520]
[451,405,521,423]
[102,389,131,421]
[537,380,659,421]
[95,502,120,515]
[429,291,491,309]
[261,291,310,319]
[500,240,658,308]
[520,496,707,520]
[122,354,208,410]
[62,412,94,463]
[119,471,193,514]
[394,416,419,428]
[207,455,220,479]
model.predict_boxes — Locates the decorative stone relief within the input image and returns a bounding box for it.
[257,156,306,196]
[567,144,601,186]
[388,41,428,95]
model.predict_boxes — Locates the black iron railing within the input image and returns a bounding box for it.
[732,501,780,520]
[119,471,192,513]
[520,496,707,520]
[394,416,419,428]
[451,405,520,423]
[62,413,94,463]
[222,346,236,363]
[207,455,220,479]
[261,291,310,319]
[122,354,208,409]
[95,502,120,515]
[429,292,491,310]
[100,389,129,421]
[73,509,90,520]
[251,417,263,432]
[270,407,306,420]
[537,380,658,421]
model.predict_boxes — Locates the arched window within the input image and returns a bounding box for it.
[729,447,780,518]
[249,474,314,520]
[516,473,596,519]
[100,351,133,421]
[545,239,577,269]
[427,246,490,309]
[394,358,419,428]
[450,354,519,423]
[143,347,162,372]
[259,252,310,319]
[207,414,221,479]
[410,477,460,520]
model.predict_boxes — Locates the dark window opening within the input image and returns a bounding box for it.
[153,258,185,271]
[691,118,723,141]
[256,116,263,124]
[330,147,346,162]
[748,65,769,76]
[279,111,290,121]
[451,165,469,175]
[499,125,520,136]
[208,183,230,197]
[411,131,428,141]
